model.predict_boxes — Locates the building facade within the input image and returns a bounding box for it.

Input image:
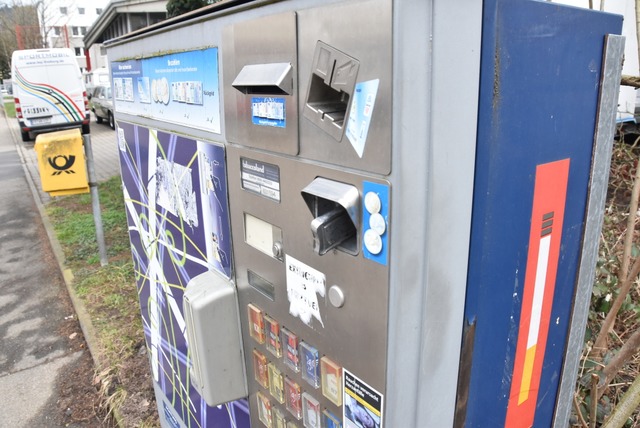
[83,0,168,74]
[40,0,110,72]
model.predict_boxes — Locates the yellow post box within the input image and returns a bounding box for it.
[34,129,89,196]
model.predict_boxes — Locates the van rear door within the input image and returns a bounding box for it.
[14,62,85,128]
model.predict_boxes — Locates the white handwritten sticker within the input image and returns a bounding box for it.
[285,255,325,328]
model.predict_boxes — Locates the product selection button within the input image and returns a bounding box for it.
[282,327,300,372]
[248,303,266,344]
[264,314,282,358]
[300,342,321,389]
[285,377,302,420]
[257,391,273,427]
[302,392,321,428]
[268,363,285,404]
[253,349,269,390]
[320,356,343,407]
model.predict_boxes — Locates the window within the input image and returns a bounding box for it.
[60,7,67,14]
[74,47,82,56]
[81,27,87,35]
[78,7,85,15]
[96,8,103,15]
[72,26,79,36]
[53,26,61,36]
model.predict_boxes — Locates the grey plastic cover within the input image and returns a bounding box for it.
[183,271,247,407]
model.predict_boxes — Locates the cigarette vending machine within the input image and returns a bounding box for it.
[107,0,623,427]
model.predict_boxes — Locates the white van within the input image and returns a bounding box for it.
[11,48,90,142]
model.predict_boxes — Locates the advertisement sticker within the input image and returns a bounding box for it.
[343,370,383,428]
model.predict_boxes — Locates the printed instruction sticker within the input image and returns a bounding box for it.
[285,255,326,328]
[252,97,286,128]
[117,127,126,152]
[345,79,379,158]
[241,157,281,202]
[343,370,383,428]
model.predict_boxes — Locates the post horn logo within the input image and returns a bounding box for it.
[48,155,76,175]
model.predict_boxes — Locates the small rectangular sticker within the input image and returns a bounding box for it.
[252,96,286,128]
[344,370,383,428]
[241,157,281,202]
[346,79,379,158]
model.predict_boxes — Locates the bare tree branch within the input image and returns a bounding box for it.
[621,74,640,88]
[592,256,640,356]
[597,328,640,400]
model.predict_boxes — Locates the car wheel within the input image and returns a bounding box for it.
[21,130,30,142]
[108,111,115,130]
[96,114,103,124]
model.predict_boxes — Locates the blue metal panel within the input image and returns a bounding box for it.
[461,1,622,426]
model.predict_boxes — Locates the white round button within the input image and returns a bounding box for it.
[364,229,383,255]
[369,213,386,235]
[364,191,381,214]
[328,285,346,308]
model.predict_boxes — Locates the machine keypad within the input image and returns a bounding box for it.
[248,303,344,428]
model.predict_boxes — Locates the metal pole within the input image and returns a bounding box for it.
[83,133,108,266]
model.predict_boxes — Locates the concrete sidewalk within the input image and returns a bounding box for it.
[0,110,122,426]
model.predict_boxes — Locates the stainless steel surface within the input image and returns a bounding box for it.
[385,0,481,425]
[106,0,484,426]
[297,0,392,175]
[223,12,299,155]
[301,177,360,229]
[232,63,293,95]
[228,145,389,427]
[552,34,625,428]
[303,41,359,141]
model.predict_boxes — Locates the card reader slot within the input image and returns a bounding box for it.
[303,42,359,141]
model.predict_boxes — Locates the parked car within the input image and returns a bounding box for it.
[91,84,114,129]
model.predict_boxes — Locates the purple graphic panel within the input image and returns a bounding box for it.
[117,122,248,427]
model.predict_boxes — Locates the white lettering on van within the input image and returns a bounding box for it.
[168,60,180,66]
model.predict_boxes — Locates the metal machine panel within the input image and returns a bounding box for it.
[223,12,299,155]
[458,1,623,427]
[297,0,392,175]
[227,145,390,428]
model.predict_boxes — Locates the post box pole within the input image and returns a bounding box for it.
[83,134,108,266]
